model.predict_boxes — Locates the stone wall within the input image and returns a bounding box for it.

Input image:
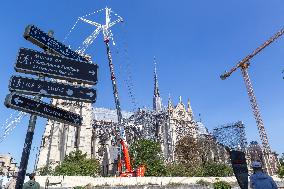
[25,176,284,189]
[33,176,228,188]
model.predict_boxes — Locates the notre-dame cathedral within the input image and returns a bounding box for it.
[36,63,228,175]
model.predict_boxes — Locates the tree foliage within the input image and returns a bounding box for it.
[279,153,284,166]
[165,162,204,177]
[278,166,284,179]
[165,161,233,177]
[170,136,233,177]
[175,136,227,166]
[213,180,232,189]
[165,163,192,177]
[129,137,233,177]
[202,162,233,177]
[175,136,202,167]
[129,139,166,176]
[278,153,284,178]
[53,150,100,177]
[38,165,53,176]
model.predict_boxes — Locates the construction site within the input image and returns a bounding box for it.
[0,2,284,189]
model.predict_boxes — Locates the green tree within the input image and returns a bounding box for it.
[129,139,166,176]
[203,162,233,177]
[278,166,284,178]
[53,150,100,177]
[38,165,53,176]
[213,180,231,189]
[165,163,204,177]
[173,136,233,177]
[175,136,202,167]
[278,153,284,178]
[165,161,233,177]
[165,163,189,177]
[279,153,284,166]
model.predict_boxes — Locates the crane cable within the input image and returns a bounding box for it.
[114,21,138,111]
[0,111,27,143]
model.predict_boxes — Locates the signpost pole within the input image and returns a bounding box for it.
[15,111,39,189]
[15,74,43,189]
[15,72,44,189]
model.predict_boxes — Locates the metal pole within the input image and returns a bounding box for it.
[16,73,45,188]
[15,105,39,189]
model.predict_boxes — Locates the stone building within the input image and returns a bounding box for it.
[36,62,228,174]
[0,154,18,177]
[36,98,94,169]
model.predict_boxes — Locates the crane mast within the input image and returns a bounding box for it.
[240,63,270,152]
[221,28,284,174]
[73,7,126,141]
[102,7,126,142]
[240,63,272,174]
[105,39,125,139]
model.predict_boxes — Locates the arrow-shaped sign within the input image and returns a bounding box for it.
[89,70,96,76]
[24,25,88,62]
[4,92,82,126]
[86,92,95,97]
[15,48,98,85]
[9,75,97,103]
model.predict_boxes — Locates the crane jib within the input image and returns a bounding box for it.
[221,27,284,79]
[220,28,284,175]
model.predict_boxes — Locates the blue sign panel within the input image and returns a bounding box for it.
[4,92,82,126]
[24,25,88,62]
[9,75,97,103]
[15,48,98,85]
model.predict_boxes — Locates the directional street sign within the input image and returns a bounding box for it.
[9,75,97,103]
[10,25,97,189]
[4,92,82,126]
[24,25,88,62]
[15,48,98,85]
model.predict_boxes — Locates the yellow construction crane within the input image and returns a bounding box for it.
[220,28,284,175]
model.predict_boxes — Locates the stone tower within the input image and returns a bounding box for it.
[165,96,197,161]
[153,58,162,112]
[36,97,94,170]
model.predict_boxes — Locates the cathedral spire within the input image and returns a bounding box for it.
[153,57,162,111]
[168,93,172,108]
[187,98,193,119]
[154,57,160,97]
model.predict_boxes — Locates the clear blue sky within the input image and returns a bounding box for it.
[0,0,284,171]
